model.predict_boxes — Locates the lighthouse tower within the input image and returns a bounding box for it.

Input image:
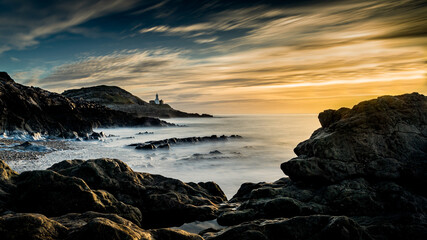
[155,93,160,104]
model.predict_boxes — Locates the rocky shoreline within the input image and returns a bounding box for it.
[0,72,171,139]
[0,139,72,161]
[0,92,426,239]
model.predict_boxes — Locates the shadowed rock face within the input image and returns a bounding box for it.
[210,93,427,240]
[48,158,227,228]
[63,85,213,118]
[0,72,169,138]
[282,92,427,185]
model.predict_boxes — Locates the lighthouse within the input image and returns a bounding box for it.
[155,93,160,104]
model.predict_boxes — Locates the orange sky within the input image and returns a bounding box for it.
[7,0,427,114]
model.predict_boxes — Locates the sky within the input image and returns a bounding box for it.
[0,0,426,114]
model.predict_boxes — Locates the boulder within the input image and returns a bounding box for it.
[48,158,227,228]
[0,211,204,240]
[8,169,142,225]
[0,213,67,240]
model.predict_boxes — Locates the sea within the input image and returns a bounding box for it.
[6,114,319,198]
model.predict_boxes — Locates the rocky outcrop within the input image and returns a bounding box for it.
[0,212,203,240]
[129,135,243,150]
[63,85,213,118]
[0,72,169,138]
[48,158,227,228]
[211,93,427,239]
[204,215,374,240]
[0,158,226,238]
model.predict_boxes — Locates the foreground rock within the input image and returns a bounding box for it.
[211,93,427,239]
[0,158,226,238]
[63,85,213,118]
[0,212,203,240]
[48,158,227,228]
[129,135,243,150]
[0,72,169,138]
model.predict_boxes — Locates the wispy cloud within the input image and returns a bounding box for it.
[0,0,146,54]
[8,0,427,113]
[194,37,218,44]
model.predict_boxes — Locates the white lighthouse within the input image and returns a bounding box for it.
[155,93,160,104]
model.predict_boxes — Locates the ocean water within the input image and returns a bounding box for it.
[7,114,319,198]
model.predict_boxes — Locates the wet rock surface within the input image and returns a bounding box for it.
[212,93,427,240]
[130,135,243,150]
[0,72,169,139]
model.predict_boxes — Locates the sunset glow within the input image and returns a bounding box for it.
[1,0,426,113]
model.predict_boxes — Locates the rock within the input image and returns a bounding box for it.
[0,213,67,240]
[213,93,427,239]
[14,141,51,152]
[62,85,213,118]
[204,215,374,240]
[0,160,17,213]
[210,150,222,154]
[136,131,154,135]
[89,131,106,140]
[283,93,427,185]
[8,169,142,225]
[48,158,227,228]
[131,135,243,151]
[135,144,156,150]
[0,72,14,83]
[0,211,204,240]
[0,73,170,138]
[158,143,170,149]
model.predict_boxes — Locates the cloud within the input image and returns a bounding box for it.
[194,37,218,44]
[9,0,427,113]
[0,0,143,54]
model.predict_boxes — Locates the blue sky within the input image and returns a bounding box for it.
[0,0,426,113]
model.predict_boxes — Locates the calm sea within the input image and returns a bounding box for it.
[8,114,320,198]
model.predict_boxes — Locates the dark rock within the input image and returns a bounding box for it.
[62,85,213,118]
[205,215,374,240]
[131,135,243,150]
[136,131,154,135]
[0,72,14,83]
[89,131,106,140]
[135,144,156,150]
[283,93,427,185]
[210,150,222,154]
[8,169,142,225]
[0,160,18,213]
[213,93,427,239]
[0,211,204,240]
[13,141,51,152]
[0,73,170,138]
[48,158,227,228]
[158,143,170,149]
[0,213,67,240]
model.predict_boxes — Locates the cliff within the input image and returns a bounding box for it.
[0,72,169,138]
[62,85,213,118]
